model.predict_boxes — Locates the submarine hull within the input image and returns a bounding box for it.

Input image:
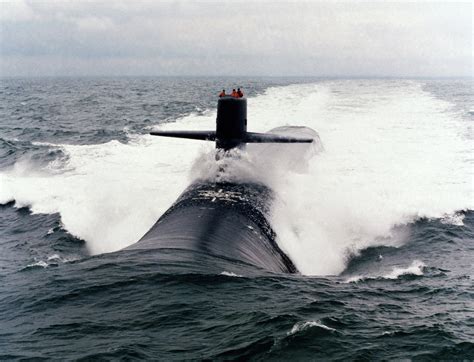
[127,182,297,274]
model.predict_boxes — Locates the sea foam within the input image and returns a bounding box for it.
[346,260,426,283]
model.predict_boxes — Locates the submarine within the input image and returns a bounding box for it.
[126,95,314,273]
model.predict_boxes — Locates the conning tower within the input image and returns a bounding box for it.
[150,94,313,150]
[216,96,247,150]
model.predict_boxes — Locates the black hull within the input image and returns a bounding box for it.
[127,182,297,274]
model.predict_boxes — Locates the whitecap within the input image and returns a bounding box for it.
[288,320,336,336]
[220,271,243,278]
[345,260,426,283]
[383,260,426,279]
[440,212,465,226]
[26,260,48,268]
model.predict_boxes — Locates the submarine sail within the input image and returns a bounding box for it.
[150,96,313,150]
[127,95,313,273]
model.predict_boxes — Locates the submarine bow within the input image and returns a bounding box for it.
[128,95,313,273]
[126,182,297,273]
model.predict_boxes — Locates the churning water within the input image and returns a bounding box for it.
[0,77,472,359]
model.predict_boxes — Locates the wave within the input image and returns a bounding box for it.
[440,212,466,226]
[266,80,473,275]
[1,80,472,275]
[345,260,426,282]
[220,271,244,278]
[287,320,336,336]
[23,254,79,270]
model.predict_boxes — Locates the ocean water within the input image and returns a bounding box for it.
[0,77,472,360]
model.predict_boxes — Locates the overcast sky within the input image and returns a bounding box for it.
[0,1,472,77]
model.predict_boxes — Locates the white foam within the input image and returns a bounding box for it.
[47,254,61,261]
[26,260,49,268]
[265,80,473,275]
[288,320,336,336]
[0,136,199,253]
[346,260,426,282]
[440,212,465,226]
[1,80,472,274]
[220,271,243,277]
[384,260,426,279]
[24,254,78,269]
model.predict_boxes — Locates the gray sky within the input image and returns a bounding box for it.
[0,1,472,77]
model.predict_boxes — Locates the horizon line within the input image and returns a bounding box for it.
[1,75,472,80]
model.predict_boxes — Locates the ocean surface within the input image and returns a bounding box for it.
[0,77,472,360]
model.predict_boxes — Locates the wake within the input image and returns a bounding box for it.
[1,80,472,275]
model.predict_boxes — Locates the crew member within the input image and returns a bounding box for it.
[231,89,238,97]
[237,88,244,98]
[219,89,226,97]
